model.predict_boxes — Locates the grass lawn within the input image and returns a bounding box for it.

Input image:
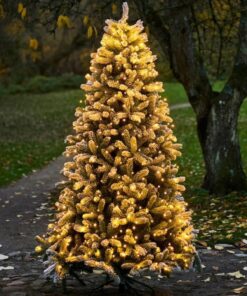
[0,89,82,186]
[0,81,246,245]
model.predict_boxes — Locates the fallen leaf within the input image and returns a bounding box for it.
[0,266,14,271]
[93,270,104,274]
[233,286,245,294]
[228,271,245,279]
[0,254,8,261]
[235,254,247,258]
[215,245,224,250]
[197,240,207,247]
[216,244,234,248]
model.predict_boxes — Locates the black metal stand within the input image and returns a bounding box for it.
[62,278,68,294]
[62,262,92,294]
[89,274,114,295]
[116,265,155,296]
[61,262,155,295]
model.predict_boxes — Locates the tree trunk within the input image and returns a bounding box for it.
[197,93,246,194]
[137,0,247,194]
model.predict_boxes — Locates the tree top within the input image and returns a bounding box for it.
[121,2,129,22]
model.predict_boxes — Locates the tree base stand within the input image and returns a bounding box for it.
[62,262,91,293]
[89,275,154,296]
[118,275,155,296]
[62,263,155,295]
[90,273,154,295]
[116,266,155,296]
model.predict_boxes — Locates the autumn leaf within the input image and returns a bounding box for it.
[227,271,245,279]
[17,2,26,20]
[83,15,89,26]
[87,25,93,38]
[29,38,39,50]
[0,4,5,19]
[0,254,8,260]
[112,3,117,14]
[57,15,72,29]
[17,2,24,13]
[21,7,26,19]
[197,240,208,247]
[233,286,246,294]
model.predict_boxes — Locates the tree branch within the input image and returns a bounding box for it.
[221,0,247,104]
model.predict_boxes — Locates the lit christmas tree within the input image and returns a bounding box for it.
[36,2,195,288]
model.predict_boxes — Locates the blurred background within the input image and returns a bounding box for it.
[0,0,246,244]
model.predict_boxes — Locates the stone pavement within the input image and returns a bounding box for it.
[0,156,246,295]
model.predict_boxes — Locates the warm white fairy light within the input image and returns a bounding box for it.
[35,1,195,279]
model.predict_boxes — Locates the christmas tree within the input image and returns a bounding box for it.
[36,2,195,284]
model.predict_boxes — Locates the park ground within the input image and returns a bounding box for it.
[0,79,246,295]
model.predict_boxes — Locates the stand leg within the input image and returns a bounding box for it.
[89,279,114,295]
[128,276,155,295]
[62,278,68,294]
[69,269,86,286]
[119,282,127,293]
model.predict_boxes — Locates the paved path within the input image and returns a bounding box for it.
[0,103,247,295]
[0,156,65,254]
[170,103,190,110]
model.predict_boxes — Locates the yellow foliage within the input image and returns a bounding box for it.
[21,7,26,19]
[87,25,93,38]
[57,15,72,29]
[17,2,24,13]
[0,4,5,19]
[29,38,39,50]
[17,2,26,19]
[83,15,89,26]
[112,3,117,14]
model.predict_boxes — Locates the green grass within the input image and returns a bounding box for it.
[0,74,83,96]
[0,89,82,186]
[163,82,188,104]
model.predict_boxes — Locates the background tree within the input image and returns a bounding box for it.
[134,0,247,194]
